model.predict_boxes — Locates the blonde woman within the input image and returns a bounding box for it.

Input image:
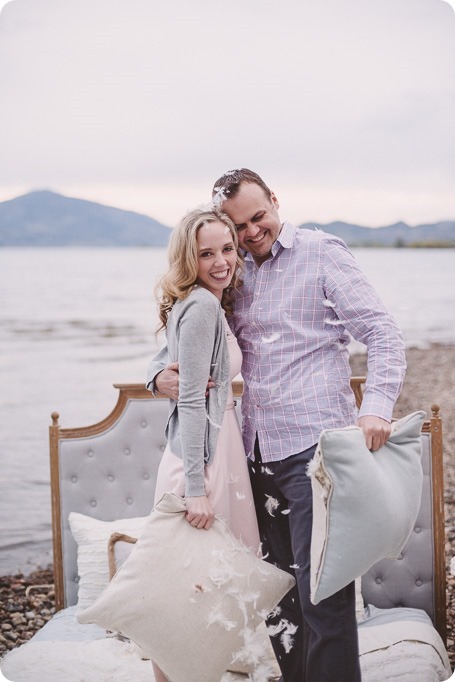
[147,208,260,681]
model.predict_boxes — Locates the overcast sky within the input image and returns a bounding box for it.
[0,0,454,227]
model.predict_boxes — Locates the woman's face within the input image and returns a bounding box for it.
[195,220,237,300]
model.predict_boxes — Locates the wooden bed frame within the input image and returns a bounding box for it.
[49,377,447,643]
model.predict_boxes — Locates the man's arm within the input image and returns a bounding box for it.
[322,237,406,450]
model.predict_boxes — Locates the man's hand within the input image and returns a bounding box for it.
[185,495,214,530]
[155,362,215,400]
[356,415,392,451]
[155,363,180,400]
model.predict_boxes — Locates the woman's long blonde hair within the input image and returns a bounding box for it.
[156,207,243,331]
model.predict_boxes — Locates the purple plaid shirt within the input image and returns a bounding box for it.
[231,222,406,462]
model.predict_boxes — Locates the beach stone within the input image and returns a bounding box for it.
[25,610,36,619]
[11,614,26,626]
[1,623,12,631]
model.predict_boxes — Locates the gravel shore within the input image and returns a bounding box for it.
[1,345,454,666]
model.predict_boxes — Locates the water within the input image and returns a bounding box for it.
[0,247,454,575]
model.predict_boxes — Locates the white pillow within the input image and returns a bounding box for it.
[68,512,148,610]
[308,411,425,605]
[78,492,295,682]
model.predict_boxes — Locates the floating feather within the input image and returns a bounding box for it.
[264,494,280,516]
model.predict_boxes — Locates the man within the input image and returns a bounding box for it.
[148,169,406,681]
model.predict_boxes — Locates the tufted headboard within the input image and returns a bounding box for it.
[49,379,446,642]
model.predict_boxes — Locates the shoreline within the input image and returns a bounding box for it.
[1,345,454,664]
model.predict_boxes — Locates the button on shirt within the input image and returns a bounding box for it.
[230,223,406,462]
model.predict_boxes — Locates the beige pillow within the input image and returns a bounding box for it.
[68,511,148,610]
[308,411,425,605]
[107,531,281,677]
[79,492,294,682]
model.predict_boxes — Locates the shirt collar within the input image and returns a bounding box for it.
[243,222,296,263]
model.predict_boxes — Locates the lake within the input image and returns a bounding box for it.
[0,246,454,574]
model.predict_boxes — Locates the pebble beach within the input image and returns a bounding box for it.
[1,345,454,669]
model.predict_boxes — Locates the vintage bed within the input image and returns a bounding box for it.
[0,379,452,681]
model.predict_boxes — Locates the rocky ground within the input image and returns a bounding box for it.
[1,345,454,667]
[0,567,54,655]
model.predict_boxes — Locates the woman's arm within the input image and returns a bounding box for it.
[176,295,220,525]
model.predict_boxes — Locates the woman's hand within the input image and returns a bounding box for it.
[185,495,214,530]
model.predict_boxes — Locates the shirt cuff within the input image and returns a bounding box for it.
[358,394,395,423]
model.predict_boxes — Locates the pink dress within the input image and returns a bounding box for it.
[154,320,260,553]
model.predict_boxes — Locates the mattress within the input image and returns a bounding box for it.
[1,604,452,681]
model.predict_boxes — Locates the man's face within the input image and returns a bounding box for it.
[222,182,282,265]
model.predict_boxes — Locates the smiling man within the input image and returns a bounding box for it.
[150,168,406,681]
[214,169,406,681]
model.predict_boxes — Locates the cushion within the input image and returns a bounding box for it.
[78,492,295,682]
[106,531,282,676]
[68,512,148,610]
[308,411,425,605]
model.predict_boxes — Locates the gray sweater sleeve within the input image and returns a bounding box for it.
[145,344,170,394]
[176,295,219,497]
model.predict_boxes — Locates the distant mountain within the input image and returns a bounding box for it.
[0,190,171,246]
[298,220,455,246]
[1,190,454,247]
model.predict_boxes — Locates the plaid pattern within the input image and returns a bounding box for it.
[231,223,406,462]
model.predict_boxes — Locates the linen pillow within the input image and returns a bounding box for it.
[78,492,295,682]
[68,512,148,610]
[308,411,425,605]
[106,531,282,676]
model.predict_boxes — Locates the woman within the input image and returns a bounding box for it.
[150,207,260,681]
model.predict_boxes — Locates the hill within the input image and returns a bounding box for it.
[0,190,171,246]
[1,191,454,247]
[298,220,455,246]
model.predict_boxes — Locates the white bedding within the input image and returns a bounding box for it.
[1,605,452,682]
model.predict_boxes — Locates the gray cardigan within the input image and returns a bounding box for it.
[147,286,230,497]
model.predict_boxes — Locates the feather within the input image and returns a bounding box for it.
[264,494,280,516]
[261,332,281,344]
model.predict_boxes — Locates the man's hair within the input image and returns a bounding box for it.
[212,168,272,202]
